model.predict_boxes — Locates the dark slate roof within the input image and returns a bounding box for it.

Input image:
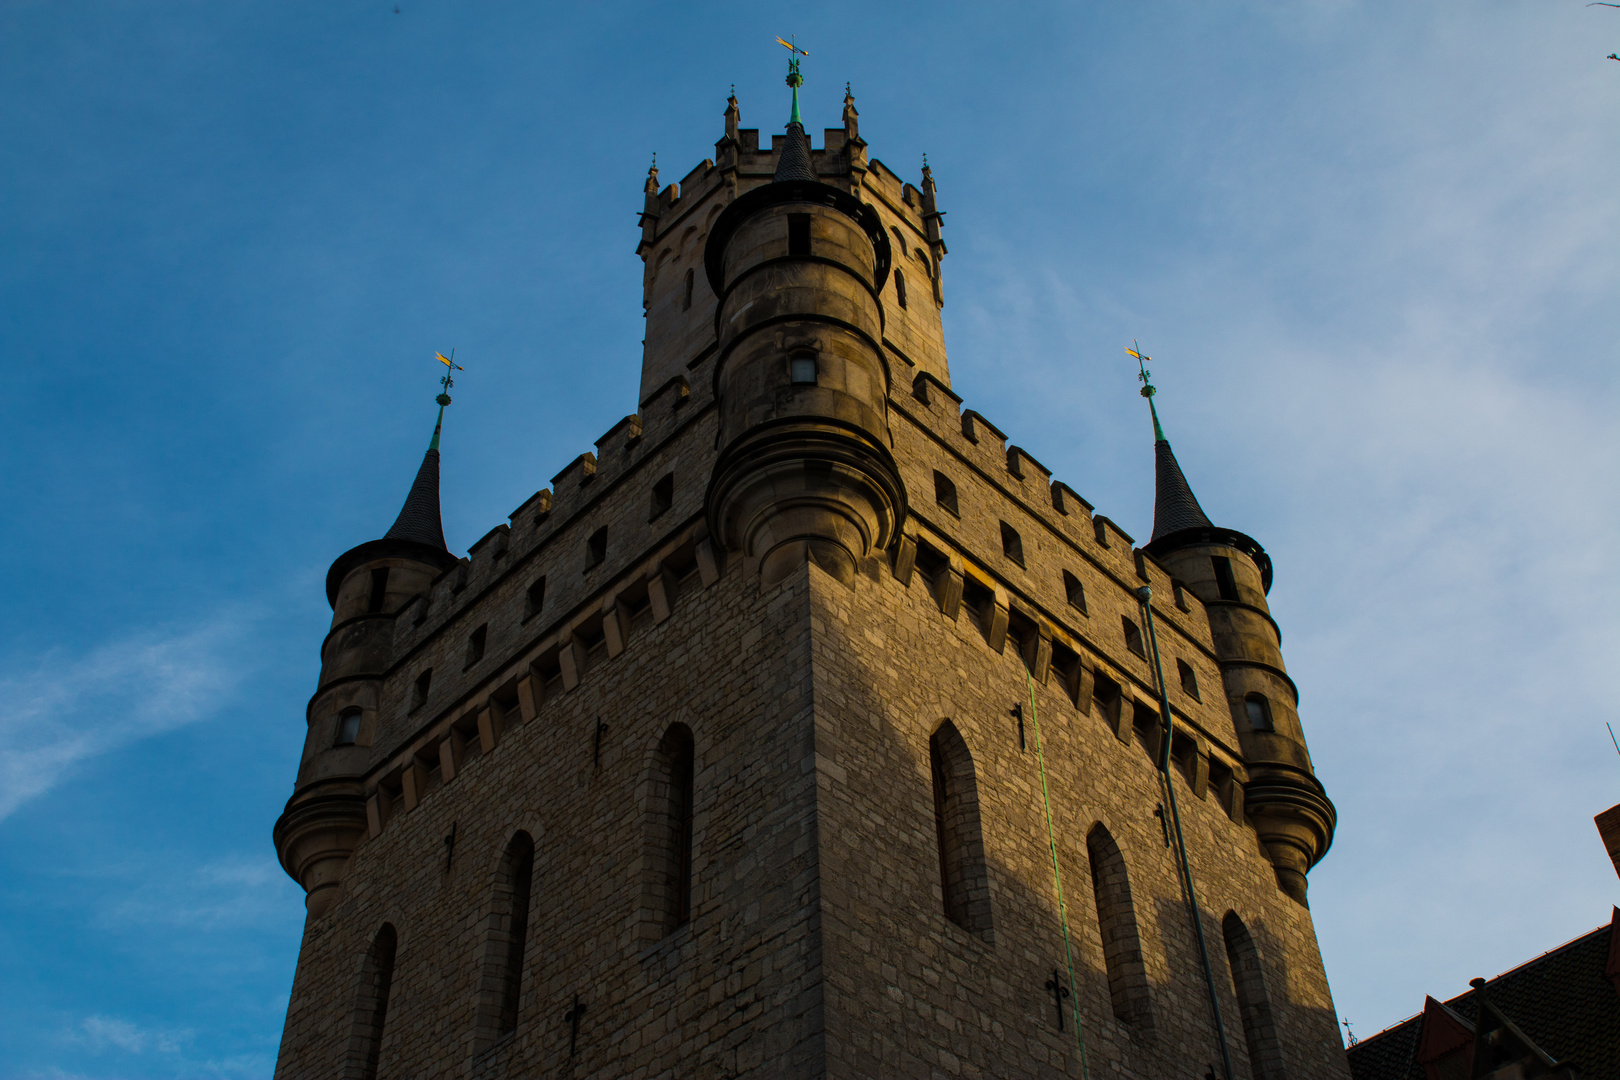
[774,121,817,182]
[383,447,448,551]
[1347,916,1620,1080]
[1150,438,1215,543]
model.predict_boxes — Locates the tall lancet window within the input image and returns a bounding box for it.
[343,923,397,1080]
[929,722,993,940]
[475,832,535,1049]
[1223,913,1287,1080]
[651,723,695,933]
[1086,824,1154,1031]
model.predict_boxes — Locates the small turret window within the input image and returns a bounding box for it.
[790,354,817,385]
[413,668,432,710]
[787,213,811,256]
[933,471,958,516]
[895,269,908,309]
[1122,616,1145,658]
[1212,556,1239,601]
[466,625,487,668]
[335,708,363,747]
[1244,694,1274,732]
[999,522,1024,566]
[367,568,390,614]
[682,268,694,311]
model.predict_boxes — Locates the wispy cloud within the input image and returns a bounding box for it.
[0,616,250,822]
[98,853,293,935]
[74,1015,188,1056]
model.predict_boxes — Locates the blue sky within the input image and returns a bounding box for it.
[3,2,1617,1076]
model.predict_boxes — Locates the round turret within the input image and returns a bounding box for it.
[274,408,459,918]
[703,119,906,586]
[1142,414,1335,906]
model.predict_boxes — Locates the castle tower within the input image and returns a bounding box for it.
[273,401,460,918]
[272,66,1350,1080]
[1138,392,1337,906]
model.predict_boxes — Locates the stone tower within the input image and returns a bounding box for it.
[273,68,1349,1080]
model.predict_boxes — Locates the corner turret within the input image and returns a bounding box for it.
[702,52,905,585]
[1136,358,1335,906]
[274,393,460,918]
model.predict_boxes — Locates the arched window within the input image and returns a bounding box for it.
[1223,913,1286,1080]
[652,724,695,933]
[682,268,695,311]
[1086,824,1153,1030]
[343,922,397,1080]
[930,722,993,941]
[1244,694,1274,732]
[895,269,908,309]
[475,832,535,1048]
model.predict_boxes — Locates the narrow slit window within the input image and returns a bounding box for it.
[1245,693,1274,732]
[524,576,546,620]
[790,354,817,385]
[1177,659,1200,701]
[787,213,811,256]
[1212,555,1239,601]
[933,471,958,516]
[1122,616,1145,658]
[895,269,908,309]
[1063,570,1088,614]
[682,267,694,311]
[412,668,432,710]
[650,724,696,935]
[466,624,487,667]
[999,522,1024,566]
[367,568,390,614]
[585,527,608,569]
[650,473,674,520]
[335,708,363,747]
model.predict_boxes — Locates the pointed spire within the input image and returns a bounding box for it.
[775,42,816,182]
[1131,344,1216,544]
[383,396,450,551]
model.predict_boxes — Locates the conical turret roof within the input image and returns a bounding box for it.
[383,446,448,550]
[324,404,459,606]
[774,121,817,182]
[1150,438,1215,543]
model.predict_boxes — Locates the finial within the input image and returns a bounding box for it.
[430,349,464,451]
[777,35,808,125]
[1126,342,1166,442]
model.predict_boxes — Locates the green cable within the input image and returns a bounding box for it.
[1025,668,1091,1080]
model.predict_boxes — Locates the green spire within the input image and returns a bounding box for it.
[1128,342,1167,442]
[779,35,807,124]
[429,348,462,451]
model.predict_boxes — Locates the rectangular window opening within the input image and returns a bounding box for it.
[1063,570,1088,614]
[787,213,811,256]
[585,526,608,570]
[650,473,674,520]
[466,625,488,668]
[1212,555,1239,601]
[524,576,546,620]
[367,568,390,614]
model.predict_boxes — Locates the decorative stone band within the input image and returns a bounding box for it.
[1240,764,1337,906]
[273,785,369,918]
[325,536,460,608]
[707,419,906,587]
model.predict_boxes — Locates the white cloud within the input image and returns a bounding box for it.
[0,617,248,822]
[74,1014,187,1055]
